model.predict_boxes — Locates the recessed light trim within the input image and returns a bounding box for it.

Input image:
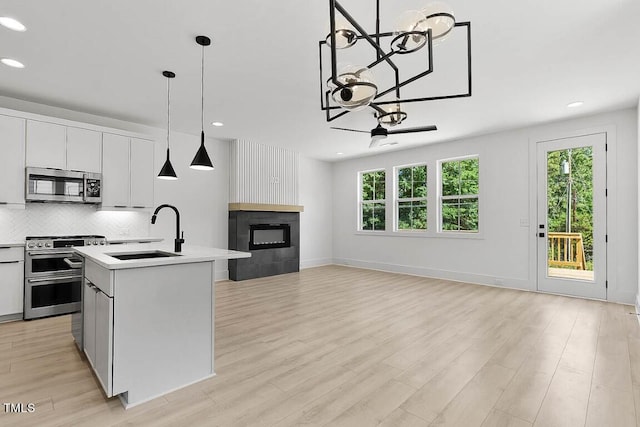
[1,58,24,68]
[0,17,26,32]
[567,101,584,108]
[211,121,224,127]
[336,152,344,155]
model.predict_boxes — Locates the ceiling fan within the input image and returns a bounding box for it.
[331,123,438,148]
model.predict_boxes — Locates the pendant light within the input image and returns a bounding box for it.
[158,70,178,180]
[190,35,214,170]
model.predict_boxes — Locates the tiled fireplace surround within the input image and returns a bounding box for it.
[228,210,300,281]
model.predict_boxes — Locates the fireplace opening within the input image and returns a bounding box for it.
[249,224,291,250]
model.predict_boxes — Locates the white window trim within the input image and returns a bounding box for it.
[437,155,481,235]
[358,169,387,232]
[393,163,428,233]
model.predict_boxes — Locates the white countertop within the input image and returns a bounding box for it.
[0,242,25,247]
[74,243,251,270]
[106,236,164,244]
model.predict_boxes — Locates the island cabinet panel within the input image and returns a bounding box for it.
[83,281,97,368]
[0,115,26,205]
[94,290,113,396]
[26,120,66,169]
[112,262,215,405]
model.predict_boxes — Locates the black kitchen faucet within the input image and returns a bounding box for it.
[151,204,184,252]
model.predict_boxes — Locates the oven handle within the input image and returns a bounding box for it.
[63,258,84,269]
[27,275,81,284]
[27,251,75,257]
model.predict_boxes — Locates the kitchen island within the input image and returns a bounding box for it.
[73,243,250,408]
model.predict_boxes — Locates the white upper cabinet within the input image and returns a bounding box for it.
[129,138,154,208]
[102,134,130,207]
[0,115,26,205]
[26,120,103,173]
[26,120,66,169]
[101,134,154,209]
[66,127,102,173]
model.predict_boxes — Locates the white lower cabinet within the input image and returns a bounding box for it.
[83,279,114,397]
[0,247,24,317]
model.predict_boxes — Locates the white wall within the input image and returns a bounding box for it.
[299,156,333,268]
[637,99,640,312]
[0,97,232,280]
[332,108,638,304]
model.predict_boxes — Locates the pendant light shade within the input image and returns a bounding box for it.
[158,70,178,180]
[190,35,214,171]
[158,148,178,180]
[191,131,214,170]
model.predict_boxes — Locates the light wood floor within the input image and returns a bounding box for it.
[1,265,640,426]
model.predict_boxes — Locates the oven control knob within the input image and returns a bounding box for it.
[100,241,106,245]
[45,243,51,248]
[27,243,35,248]
[37,243,43,248]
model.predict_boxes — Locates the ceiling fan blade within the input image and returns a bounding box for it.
[387,125,438,135]
[330,127,370,134]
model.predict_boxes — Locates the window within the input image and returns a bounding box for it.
[360,170,386,231]
[440,157,479,232]
[396,164,427,231]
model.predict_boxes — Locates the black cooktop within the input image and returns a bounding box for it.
[26,235,106,240]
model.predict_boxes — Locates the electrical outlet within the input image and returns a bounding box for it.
[519,218,529,227]
[270,176,280,184]
[119,227,130,236]
[494,278,504,286]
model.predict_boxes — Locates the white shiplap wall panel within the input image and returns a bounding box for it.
[229,140,299,205]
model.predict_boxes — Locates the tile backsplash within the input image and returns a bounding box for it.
[0,204,150,242]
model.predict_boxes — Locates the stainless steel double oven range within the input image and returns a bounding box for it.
[24,235,107,320]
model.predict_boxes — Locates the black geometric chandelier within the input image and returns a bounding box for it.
[319,0,472,142]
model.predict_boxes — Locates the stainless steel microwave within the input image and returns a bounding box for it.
[25,167,102,203]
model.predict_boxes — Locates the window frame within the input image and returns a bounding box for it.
[437,154,480,234]
[394,163,428,233]
[358,168,387,232]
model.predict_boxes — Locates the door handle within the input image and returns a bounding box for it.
[64,258,84,269]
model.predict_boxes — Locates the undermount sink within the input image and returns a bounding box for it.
[108,251,181,261]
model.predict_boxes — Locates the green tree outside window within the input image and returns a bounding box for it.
[361,170,386,230]
[441,157,479,232]
[397,165,427,231]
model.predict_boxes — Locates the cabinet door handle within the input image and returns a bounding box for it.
[0,261,20,264]
[114,205,127,208]
[132,206,145,209]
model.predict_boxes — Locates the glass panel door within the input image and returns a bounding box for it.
[537,133,606,299]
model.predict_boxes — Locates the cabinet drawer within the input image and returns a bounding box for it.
[85,259,113,297]
[0,247,23,262]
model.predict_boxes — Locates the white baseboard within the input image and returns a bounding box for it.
[215,270,229,282]
[333,258,532,292]
[636,293,640,327]
[0,313,23,323]
[300,258,333,270]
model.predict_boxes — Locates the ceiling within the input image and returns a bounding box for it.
[0,0,638,161]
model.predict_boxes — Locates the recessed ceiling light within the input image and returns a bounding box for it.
[0,17,26,32]
[1,58,24,68]
[211,121,224,127]
[567,101,584,108]
[336,152,344,155]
